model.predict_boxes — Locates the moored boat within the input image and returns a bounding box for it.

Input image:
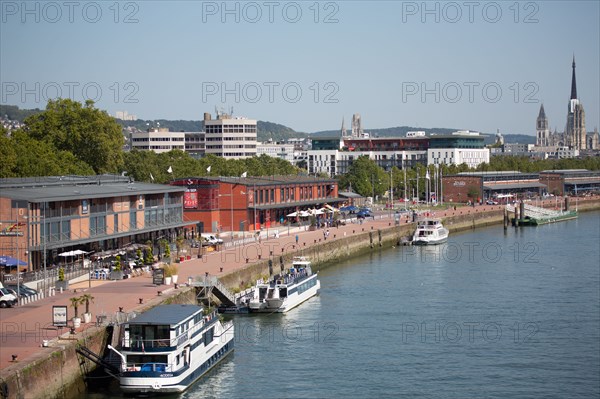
[109,304,234,394]
[412,218,449,245]
[248,256,320,313]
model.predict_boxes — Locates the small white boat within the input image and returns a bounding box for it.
[412,218,449,245]
[249,256,320,313]
[110,304,234,394]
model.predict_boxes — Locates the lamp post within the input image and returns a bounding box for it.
[218,187,235,243]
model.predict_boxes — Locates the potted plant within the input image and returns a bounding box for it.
[164,242,171,261]
[110,256,124,280]
[70,296,83,328]
[163,264,173,285]
[55,267,69,290]
[309,215,317,231]
[80,293,94,324]
[169,263,179,284]
[145,243,154,265]
[176,235,184,257]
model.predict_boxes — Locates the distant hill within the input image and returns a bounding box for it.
[313,126,536,146]
[117,118,305,142]
[1,104,536,144]
[0,104,43,120]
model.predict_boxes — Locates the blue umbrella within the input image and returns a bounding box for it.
[340,205,359,213]
[0,255,27,267]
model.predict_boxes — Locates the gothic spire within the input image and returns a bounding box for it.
[538,103,546,119]
[570,55,577,100]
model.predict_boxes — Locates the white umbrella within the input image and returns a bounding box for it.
[299,211,311,217]
[324,204,339,212]
[310,208,325,215]
[58,249,89,257]
[286,211,299,217]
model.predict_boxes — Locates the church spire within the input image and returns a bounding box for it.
[570,55,577,100]
[538,103,546,119]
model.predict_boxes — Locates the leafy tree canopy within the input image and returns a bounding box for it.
[23,99,124,174]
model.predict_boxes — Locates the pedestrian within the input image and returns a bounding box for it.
[295,234,299,244]
[323,230,327,240]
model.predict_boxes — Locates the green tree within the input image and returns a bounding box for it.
[0,127,17,178]
[338,156,388,198]
[24,99,124,174]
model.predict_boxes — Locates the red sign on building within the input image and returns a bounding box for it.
[183,190,198,209]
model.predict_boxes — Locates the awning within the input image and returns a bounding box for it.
[254,198,344,211]
[564,179,600,186]
[0,255,27,266]
[483,182,547,191]
[338,191,363,198]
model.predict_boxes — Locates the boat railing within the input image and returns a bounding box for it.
[126,337,173,350]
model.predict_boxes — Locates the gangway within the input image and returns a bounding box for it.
[506,203,568,218]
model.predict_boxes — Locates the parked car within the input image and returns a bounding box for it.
[486,200,499,205]
[201,234,224,245]
[5,284,38,297]
[0,287,18,308]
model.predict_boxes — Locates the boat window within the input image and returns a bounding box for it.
[126,354,168,369]
[203,327,215,345]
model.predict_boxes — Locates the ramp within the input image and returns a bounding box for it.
[192,276,237,307]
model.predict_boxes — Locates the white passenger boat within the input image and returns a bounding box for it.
[109,304,234,394]
[248,256,320,313]
[412,218,449,245]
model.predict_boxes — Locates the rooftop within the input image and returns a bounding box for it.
[0,175,184,202]
[126,304,203,326]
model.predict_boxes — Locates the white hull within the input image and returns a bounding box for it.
[250,277,320,313]
[120,338,234,393]
[115,306,234,394]
[413,236,448,245]
[412,219,449,246]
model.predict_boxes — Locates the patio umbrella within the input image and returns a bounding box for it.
[0,255,27,267]
[58,249,89,257]
[286,211,300,218]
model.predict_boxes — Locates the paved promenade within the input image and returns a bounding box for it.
[0,199,587,371]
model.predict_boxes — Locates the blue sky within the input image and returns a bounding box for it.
[1,1,598,135]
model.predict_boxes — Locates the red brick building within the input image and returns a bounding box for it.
[441,175,483,203]
[171,176,341,233]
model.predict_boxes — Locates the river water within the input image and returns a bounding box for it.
[84,212,600,398]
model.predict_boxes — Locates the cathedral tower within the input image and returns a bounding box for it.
[565,56,586,150]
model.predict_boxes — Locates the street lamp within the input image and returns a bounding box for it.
[218,186,235,243]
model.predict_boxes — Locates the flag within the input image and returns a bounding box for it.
[425,170,430,180]
[206,165,211,173]
[167,166,173,174]
[150,173,154,182]
[241,171,247,178]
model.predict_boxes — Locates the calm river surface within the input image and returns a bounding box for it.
[84,211,600,398]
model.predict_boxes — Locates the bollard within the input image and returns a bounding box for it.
[139,298,143,304]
